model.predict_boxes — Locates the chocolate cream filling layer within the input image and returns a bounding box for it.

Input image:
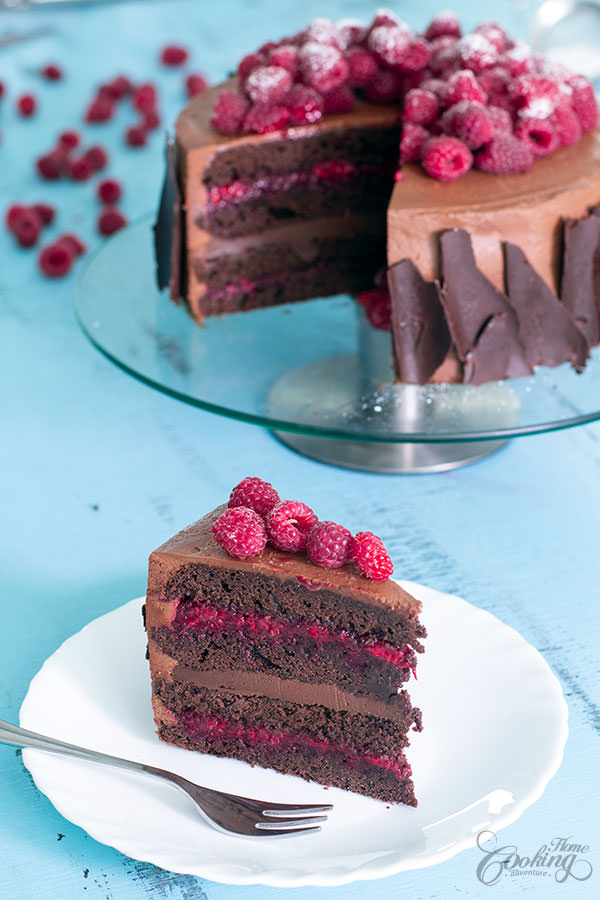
[150,645,420,725]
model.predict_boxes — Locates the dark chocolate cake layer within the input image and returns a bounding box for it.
[153,686,417,805]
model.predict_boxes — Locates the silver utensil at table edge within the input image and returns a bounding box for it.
[1,718,332,837]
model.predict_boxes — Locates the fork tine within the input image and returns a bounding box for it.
[261,803,333,816]
[255,820,324,832]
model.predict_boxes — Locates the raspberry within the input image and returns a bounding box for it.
[456,34,499,74]
[5,204,27,230]
[100,75,131,99]
[352,532,393,581]
[299,42,349,95]
[211,507,267,559]
[337,19,368,49]
[41,63,63,81]
[367,25,411,68]
[98,206,127,235]
[267,45,298,76]
[243,103,290,134]
[85,95,114,123]
[266,500,318,552]
[444,69,487,106]
[36,150,66,180]
[568,74,598,132]
[97,179,122,203]
[399,37,431,73]
[420,77,447,101]
[285,85,323,125]
[17,94,36,117]
[56,233,86,256]
[477,65,510,100]
[0,81,5,99]
[550,103,582,147]
[514,116,559,157]
[160,44,188,67]
[402,68,431,92]
[368,9,402,30]
[509,75,561,113]
[304,18,342,49]
[306,521,353,568]
[38,242,73,277]
[422,135,473,181]
[403,88,439,126]
[31,203,55,225]
[346,47,378,88]
[424,12,461,41]
[364,289,391,330]
[475,133,534,174]
[428,42,461,79]
[322,84,355,114]
[237,53,266,83]
[364,68,403,104]
[245,65,292,105]
[186,73,209,98]
[474,23,508,54]
[442,100,493,149]
[399,122,430,162]
[143,110,161,130]
[125,124,148,147]
[487,105,512,134]
[228,476,280,517]
[211,90,250,134]
[13,209,43,247]
[83,145,109,171]
[58,130,81,151]
[499,44,534,78]
[68,156,94,181]
[132,83,157,113]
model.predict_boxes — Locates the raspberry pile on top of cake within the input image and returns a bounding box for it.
[156,10,600,386]
[144,477,426,805]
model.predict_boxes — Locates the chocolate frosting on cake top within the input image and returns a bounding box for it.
[149,504,420,616]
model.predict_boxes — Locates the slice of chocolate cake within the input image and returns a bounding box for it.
[145,480,426,805]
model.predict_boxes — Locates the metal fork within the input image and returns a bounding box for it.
[0,719,332,837]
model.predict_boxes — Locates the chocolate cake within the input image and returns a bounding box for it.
[155,11,600,385]
[145,487,426,805]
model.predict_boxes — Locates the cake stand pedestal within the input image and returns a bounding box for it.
[74,216,600,475]
[267,317,510,473]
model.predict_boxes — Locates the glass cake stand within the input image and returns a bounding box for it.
[74,216,600,473]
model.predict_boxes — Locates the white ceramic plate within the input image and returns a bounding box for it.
[19,584,568,887]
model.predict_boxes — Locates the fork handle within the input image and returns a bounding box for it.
[0,718,152,778]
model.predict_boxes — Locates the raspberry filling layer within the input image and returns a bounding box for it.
[180,710,412,781]
[205,158,396,209]
[172,598,415,675]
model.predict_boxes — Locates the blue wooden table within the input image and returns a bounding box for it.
[1,1,599,897]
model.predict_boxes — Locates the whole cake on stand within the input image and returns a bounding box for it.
[155,10,600,470]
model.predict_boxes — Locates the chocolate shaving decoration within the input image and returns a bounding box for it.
[505,242,589,371]
[438,230,531,385]
[153,136,183,301]
[561,214,600,346]
[387,259,450,384]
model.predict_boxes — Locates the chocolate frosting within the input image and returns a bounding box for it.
[438,230,531,384]
[561,213,600,346]
[153,137,183,301]
[146,505,420,622]
[387,258,451,384]
[504,242,589,370]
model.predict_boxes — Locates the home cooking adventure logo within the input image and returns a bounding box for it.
[476,830,593,885]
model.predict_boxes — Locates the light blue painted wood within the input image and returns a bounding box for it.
[1,1,599,898]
